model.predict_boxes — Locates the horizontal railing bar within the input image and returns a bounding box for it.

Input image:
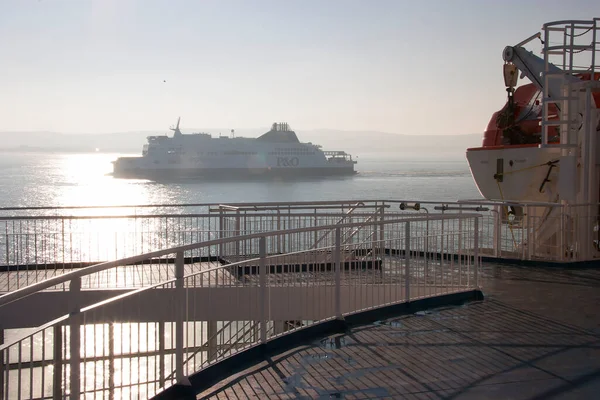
[211,205,389,212]
[0,211,428,221]
[0,200,388,212]
[456,200,600,207]
[1,199,596,219]
[0,314,69,352]
[543,19,598,28]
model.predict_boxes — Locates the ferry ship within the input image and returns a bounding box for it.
[112,120,357,179]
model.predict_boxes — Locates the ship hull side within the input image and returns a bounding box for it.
[112,166,357,180]
[466,145,561,202]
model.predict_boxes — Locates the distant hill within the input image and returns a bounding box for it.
[298,130,481,155]
[0,128,482,155]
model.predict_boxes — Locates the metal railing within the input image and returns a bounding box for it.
[0,213,480,399]
[0,198,596,292]
[215,199,600,262]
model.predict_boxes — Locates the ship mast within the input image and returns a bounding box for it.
[170,117,182,138]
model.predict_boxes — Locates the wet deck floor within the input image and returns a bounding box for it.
[198,263,600,399]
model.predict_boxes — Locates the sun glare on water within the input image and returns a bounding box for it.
[56,153,151,215]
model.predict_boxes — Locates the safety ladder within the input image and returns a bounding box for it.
[541,18,599,148]
[540,19,600,259]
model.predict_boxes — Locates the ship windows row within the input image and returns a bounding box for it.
[152,160,181,164]
[151,150,316,158]
[222,151,258,155]
[268,151,315,155]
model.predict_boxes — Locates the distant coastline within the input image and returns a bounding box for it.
[0,145,126,153]
[0,129,481,155]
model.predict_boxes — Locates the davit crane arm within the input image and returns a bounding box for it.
[501,32,580,103]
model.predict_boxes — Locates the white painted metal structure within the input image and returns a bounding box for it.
[0,212,480,399]
[467,18,600,261]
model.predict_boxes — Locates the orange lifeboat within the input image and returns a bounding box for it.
[481,73,600,148]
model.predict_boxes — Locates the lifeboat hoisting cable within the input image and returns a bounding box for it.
[494,178,519,248]
[496,63,519,143]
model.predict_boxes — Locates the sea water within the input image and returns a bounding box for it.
[0,150,481,209]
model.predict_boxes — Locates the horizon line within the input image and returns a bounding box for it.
[0,128,481,137]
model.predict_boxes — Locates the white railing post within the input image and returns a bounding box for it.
[277,210,282,254]
[495,205,502,257]
[235,211,241,259]
[560,205,565,261]
[334,227,341,319]
[158,322,165,388]
[379,205,385,256]
[4,225,9,265]
[207,321,217,361]
[69,277,81,400]
[175,251,184,383]
[0,327,4,400]
[108,323,115,400]
[218,210,224,259]
[372,213,378,259]
[474,217,479,288]
[424,208,430,281]
[525,205,531,260]
[405,222,410,302]
[53,325,63,400]
[259,237,267,343]
[458,206,463,254]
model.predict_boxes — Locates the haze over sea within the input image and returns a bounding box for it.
[0,149,481,212]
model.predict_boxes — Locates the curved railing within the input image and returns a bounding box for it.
[0,213,481,399]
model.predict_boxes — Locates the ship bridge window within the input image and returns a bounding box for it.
[224,151,258,155]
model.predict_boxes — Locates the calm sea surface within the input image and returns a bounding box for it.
[0,150,481,210]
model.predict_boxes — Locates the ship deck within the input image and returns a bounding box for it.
[198,263,600,399]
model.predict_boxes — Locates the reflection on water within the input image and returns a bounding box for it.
[0,216,218,277]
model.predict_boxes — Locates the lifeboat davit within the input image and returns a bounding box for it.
[466,73,600,202]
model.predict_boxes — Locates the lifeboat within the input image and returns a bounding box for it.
[466,73,600,202]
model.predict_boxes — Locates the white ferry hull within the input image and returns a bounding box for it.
[113,165,357,180]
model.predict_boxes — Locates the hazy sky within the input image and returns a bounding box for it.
[0,0,598,135]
